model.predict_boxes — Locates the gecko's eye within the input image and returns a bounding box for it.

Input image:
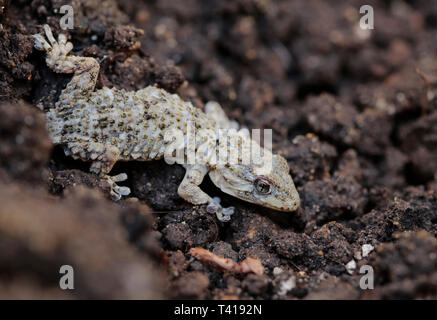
[254,176,273,195]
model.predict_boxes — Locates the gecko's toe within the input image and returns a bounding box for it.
[43,24,57,45]
[112,173,128,182]
[110,189,122,201]
[215,209,232,222]
[206,203,219,214]
[212,196,221,204]
[58,33,67,45]
[33,34,51,51]
[114,185,131,196]
[222,206,235,216]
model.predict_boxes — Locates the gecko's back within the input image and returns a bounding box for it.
[46,85,215,162]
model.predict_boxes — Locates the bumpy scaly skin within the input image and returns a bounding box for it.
[33,25,300,222]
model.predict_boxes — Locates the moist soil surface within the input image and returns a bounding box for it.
[0,0,437,299]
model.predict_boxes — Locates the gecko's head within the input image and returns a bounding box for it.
[208,154,300,212]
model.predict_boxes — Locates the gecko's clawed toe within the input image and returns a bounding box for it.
[33,34,51,51]
[43,24,57,45]
[111,173,128,182]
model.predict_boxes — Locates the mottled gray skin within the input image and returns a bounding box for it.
[33,25,300,221]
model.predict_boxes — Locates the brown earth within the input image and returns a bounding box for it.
[0,0,436,299]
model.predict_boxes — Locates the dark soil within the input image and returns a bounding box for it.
[0,0,436,299]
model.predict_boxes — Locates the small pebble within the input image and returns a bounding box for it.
[354,251,362,260]
[278,277,296,296]
[345,260,356,275]
[273,267,283,276]
[362,244,375,257]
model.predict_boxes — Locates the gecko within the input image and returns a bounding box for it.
[33,25,300,222]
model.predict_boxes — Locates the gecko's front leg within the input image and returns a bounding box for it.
[178,164,235,222]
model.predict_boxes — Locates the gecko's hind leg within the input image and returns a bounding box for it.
[68,142,131,200]
[33,24,100,99]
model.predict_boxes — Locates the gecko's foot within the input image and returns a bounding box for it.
[33,24,73,56]
[207,197,235,222]
[104,173,131,201]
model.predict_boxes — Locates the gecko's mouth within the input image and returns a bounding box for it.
[209,167,300,213]
[254,195,301,212]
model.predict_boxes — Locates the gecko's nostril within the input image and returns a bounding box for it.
[285,198,300,212]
